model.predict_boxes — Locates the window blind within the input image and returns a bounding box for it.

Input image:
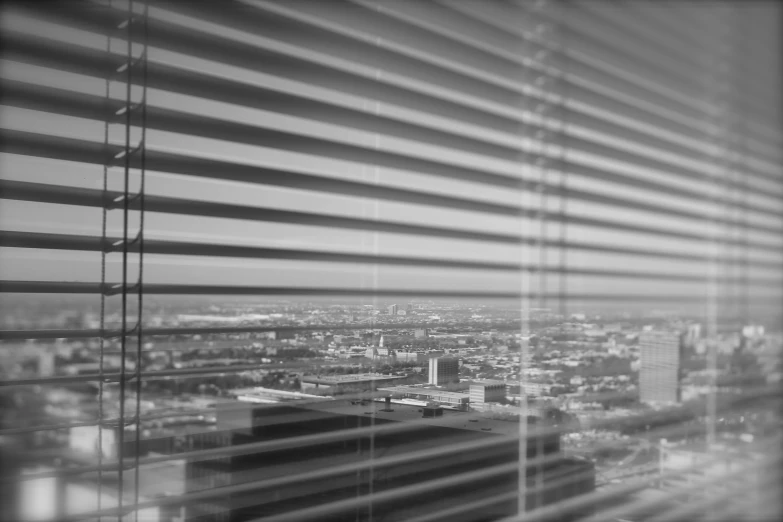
[1,1,781,521]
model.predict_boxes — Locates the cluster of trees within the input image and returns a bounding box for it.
[553,356,633,382]
[610,388,774,439]
[595,393,640,411]
[54,351,95,365]
[179,346,319,362]
[593,445,633,464]
[375,361,422,372]
[476,406,580,429]
[538,406,581,431]
[727,350,763,375]
[0,389,47,433]
[143,370,299,396]
[312,360,420,377]
[312,365,368,376]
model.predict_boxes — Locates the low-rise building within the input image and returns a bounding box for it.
[378,385,470,410]
[301,373,400,393]
[523,381,552,396]
[469,380,506,405]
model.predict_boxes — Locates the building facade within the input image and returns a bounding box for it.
[395,351,426,363]
[469,380,506,405]
[523,381,551,397]
[377,386,470,409]
[183,400,594,521]
[428,357,459,385]
[639,330,682,404]
[300,373,399,393]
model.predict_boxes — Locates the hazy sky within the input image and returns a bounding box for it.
[1,1,781,319]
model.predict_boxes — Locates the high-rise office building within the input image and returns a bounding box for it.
[387,304,398,316]
[428,357,459,385]
[181,400,593,521]
[414,328,429,338]
[639,331,683,404]
[682,323,702,349]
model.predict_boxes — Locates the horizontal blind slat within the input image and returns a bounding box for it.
[3,231,779,285]
[3,177,781,257]
[7,5,781,184]
[8,281,776,304]
[3,115,781,226]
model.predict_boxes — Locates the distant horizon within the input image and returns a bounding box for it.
[2,293,779,327]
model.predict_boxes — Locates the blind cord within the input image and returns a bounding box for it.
[115,0,134,512]
[131,1,149,519]
[96,0,114,518]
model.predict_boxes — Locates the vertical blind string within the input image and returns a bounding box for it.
[131,1,149,519]
[96,0,114,518]
[116,0,135,517]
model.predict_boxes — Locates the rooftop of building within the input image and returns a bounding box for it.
[215,397,558,439]
[377,385,470,400]
[301,372,399,384]
[313,399,551,438]
[468,379,506,386]
[232,387,331,402]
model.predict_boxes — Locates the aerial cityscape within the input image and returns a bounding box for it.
[1,297,780,520]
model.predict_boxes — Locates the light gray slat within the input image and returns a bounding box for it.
[516,0,782,139]
[7,231,779,285]
[4,80,782,227]
[625,0,782,109]
[2,137,781,254]
[173,0,783,183]
[4,178,782,263]
[460,2,783,168]
[568,0,778,122]
[9,4,781,189]
[238,0,783,154]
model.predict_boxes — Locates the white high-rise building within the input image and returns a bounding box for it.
[639,331,682,404]
[428,357,459,385]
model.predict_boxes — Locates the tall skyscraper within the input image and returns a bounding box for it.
[639,331,682,404]
[387,304,398,316]
[682,323,702,349]
[428,357,460,385]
